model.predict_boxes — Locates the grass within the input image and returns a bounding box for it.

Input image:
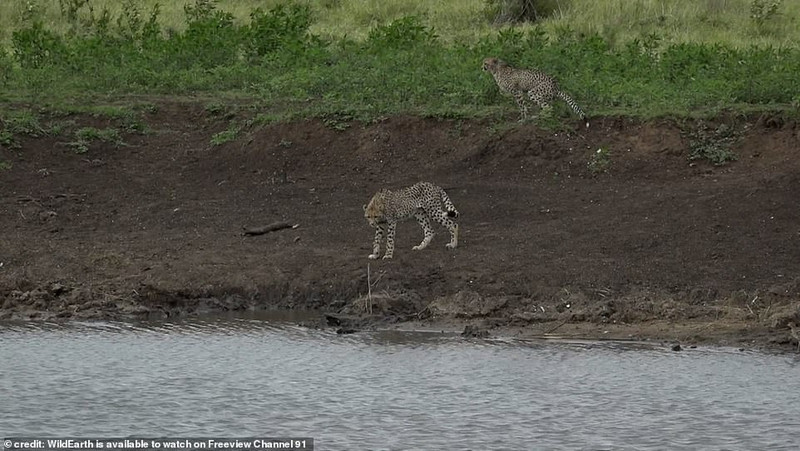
[210,122,241,146]
[3,0,800,48]
[68,126,123,153]
[537,0,800,48]
[0,1,799,123]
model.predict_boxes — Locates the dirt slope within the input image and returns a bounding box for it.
[1,102,799,350]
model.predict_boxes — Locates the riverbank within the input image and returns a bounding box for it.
[1,101,799,351]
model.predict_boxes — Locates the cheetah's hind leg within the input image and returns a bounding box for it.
[412,211,434,251]
[513,92,529,121]
[446,222,459,250]
[431,210,458,250]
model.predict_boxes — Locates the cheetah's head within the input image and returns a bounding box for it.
[363,190,387,227]
[482,57,505,72]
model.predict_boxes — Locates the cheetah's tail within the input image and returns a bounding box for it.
[557,90,589,128]
[439,188,460,218]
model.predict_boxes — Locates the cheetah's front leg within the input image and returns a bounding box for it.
[383,222,397,259]
[368,225,384,259]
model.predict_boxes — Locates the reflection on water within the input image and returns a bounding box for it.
[1,316,799,450]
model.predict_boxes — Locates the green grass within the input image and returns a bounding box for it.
[537,0,799,48]
[3,0,800,48]
[1,109,46,136]
[1,1,799,122]
[210,122,241,146]
[69,126,123,153]
[1,109,47,149]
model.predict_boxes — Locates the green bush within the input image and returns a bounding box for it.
[12,21,70,69]
[366,16,437,48]
[245,4,315,59]
[2,3,800,121]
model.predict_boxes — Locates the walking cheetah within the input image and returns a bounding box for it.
[363,181,459,260]
[482,57,589,127]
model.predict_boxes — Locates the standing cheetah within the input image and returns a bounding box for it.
[483,57,589,127]
[363,182,459,260]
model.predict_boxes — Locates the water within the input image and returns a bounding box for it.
[1,316,799,450]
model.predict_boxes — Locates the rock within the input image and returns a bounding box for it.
[671,343,682,351]
[462,324,489,338]
[38,210,57,222]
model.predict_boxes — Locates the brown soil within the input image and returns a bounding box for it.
[2,102,799,351]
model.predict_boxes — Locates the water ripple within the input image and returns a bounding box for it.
[1,318,799,449]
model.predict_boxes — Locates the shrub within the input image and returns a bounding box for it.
[366,16,437,49]
[245,4,315,59]
[12,21,69,69]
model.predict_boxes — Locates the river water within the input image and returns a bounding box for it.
[1,315,799,450]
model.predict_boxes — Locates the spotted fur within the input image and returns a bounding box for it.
[363,182,459,260]
[483,57,589,127]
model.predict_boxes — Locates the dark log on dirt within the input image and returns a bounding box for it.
[242,221,296,236]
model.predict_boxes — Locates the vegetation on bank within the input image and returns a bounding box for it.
[3,0,800,48]
[0,0,798,125]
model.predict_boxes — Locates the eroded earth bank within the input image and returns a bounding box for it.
[2,102,799,350]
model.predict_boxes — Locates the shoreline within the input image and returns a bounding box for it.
[2,103,799,352]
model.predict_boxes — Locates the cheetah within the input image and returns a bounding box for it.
[482,57,589,127]
[363,181,459,260]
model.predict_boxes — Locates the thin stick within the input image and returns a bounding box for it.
[366,263,373,314]
[544,319,569,335]
[242,221,297,236]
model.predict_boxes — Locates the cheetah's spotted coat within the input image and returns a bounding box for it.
[363,182,459,259]
[483,57,589,127]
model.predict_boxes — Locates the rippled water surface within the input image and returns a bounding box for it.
[2,316,799,450]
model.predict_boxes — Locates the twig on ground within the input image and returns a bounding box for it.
[242,221,297,236]
[544,319,569,335]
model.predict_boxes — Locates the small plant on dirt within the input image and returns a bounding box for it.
[119,112,149,134]
[278,138,292,147]
[0,130,19,149]
[447,120,465,138]
[322,114,352,132]
[0,160,12,170]
[46,119,75,136]
[1,110,47,149]
[210,122,240,146]
[686,123,741,166]
[587,147,612,174]
[68,127,123,154]
[3,110,45,137]
[141,103,159,114]
[77,127,122,143]
[205,102,226,116]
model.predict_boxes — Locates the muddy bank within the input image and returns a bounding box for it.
[1,103,799,350]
